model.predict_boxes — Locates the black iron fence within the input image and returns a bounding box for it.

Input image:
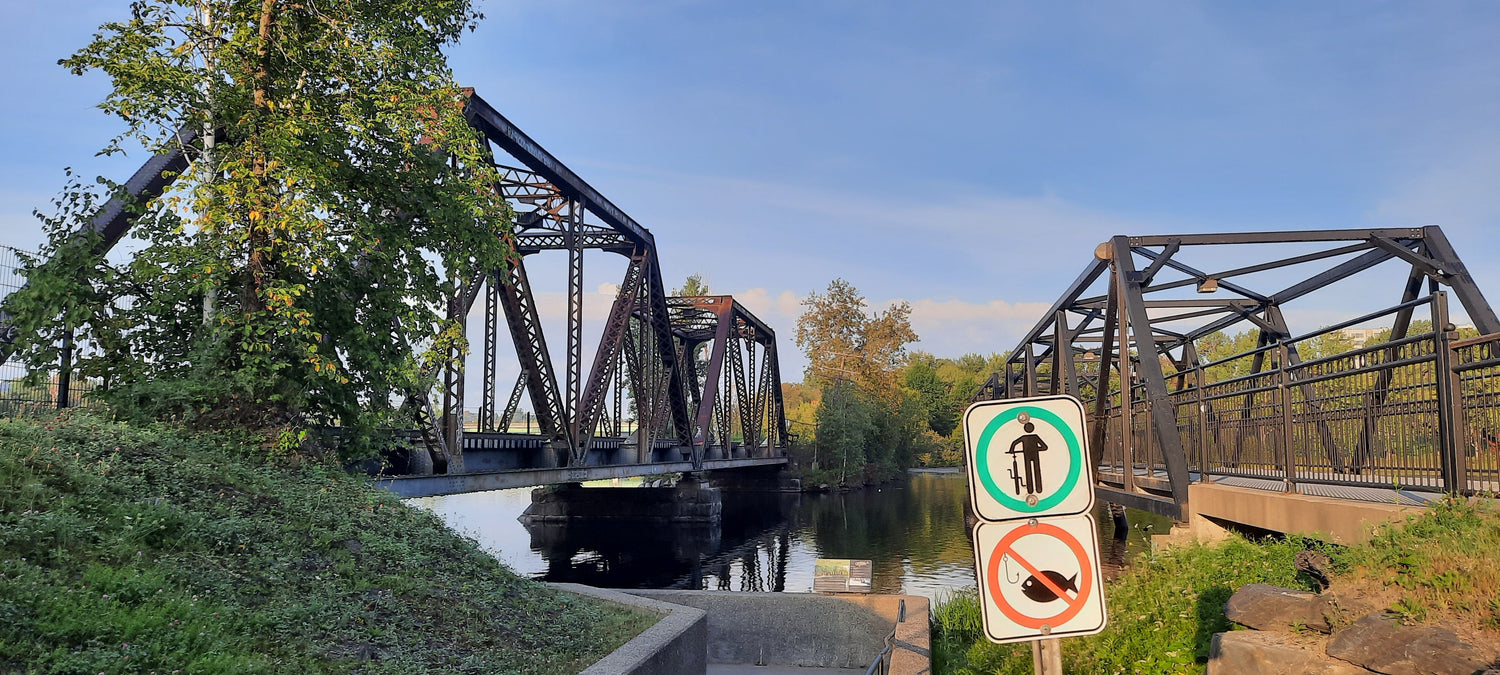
[1093,291,1496,496]
[0,245,97,413]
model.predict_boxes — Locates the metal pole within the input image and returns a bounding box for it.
[1024,344,1038,397]
[1116,263,1135,494]
[1278,341,1297,492]
[1195,354,1209,483]
[1432,291,1467,494]
[56,328,74,409]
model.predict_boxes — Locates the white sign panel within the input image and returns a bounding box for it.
[971,515,1108,644]
[963,395,1094,523]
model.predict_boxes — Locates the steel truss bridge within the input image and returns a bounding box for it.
[975,228,1500,519]
[0,90,790,497]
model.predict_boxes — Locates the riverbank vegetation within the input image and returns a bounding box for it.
[0,412,654,673]
[932,498,1500,674]
[786,279,1012,487]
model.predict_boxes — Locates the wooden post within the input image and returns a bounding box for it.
[1032,638,1063,674]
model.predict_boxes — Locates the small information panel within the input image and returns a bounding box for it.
[813,558,872,593]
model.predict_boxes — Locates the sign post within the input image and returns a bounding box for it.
[962,394,1108,671]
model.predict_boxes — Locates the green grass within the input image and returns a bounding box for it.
[0,412,657,674]
[932,498,1500,674]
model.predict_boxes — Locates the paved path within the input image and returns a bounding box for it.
[708,665,866,675]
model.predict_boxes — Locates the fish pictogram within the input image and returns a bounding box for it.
[1020,570,1078,603]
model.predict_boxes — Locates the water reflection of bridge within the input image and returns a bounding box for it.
[523,492,795,591]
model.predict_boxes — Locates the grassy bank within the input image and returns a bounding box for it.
[0,413,655,674]
[933,499,1500,674]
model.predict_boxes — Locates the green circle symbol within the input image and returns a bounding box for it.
[975,405,1082,513]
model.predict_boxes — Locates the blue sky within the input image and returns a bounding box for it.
[3,1,1500,385]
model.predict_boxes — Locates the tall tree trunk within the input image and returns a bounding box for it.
[247,0,277,313]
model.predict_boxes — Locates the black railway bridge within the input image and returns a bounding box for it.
[0,90,791,500]
[974,227,1500,527]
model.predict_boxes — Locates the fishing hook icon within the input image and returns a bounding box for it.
[1002,554,1021,584]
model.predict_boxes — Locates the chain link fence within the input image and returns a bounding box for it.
[0,245,97,414]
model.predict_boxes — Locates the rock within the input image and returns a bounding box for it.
[1296,550,1334,591]
[1321,589,1381,629]
[1325,613,1493,675]
[1208,631,1374,674]
[1225,583,1333,633]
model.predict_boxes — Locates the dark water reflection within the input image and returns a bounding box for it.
[410,471,1170,603]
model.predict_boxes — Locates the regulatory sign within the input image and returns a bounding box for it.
[963,395,1094,523]
[971,515,1108,644]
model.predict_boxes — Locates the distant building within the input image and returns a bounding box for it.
[1339,324,1473,348]
[1340,328,1383,348]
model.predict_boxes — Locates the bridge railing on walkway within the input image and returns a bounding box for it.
[1093,290,1499,498]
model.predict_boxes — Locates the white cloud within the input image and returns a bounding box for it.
[904,297,1052,359]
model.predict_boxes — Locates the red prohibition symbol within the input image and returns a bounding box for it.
[985,521,1094,630]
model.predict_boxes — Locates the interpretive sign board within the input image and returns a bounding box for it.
[962,395,1095,523]
[971,514,1108,644]
[813,558,872,593]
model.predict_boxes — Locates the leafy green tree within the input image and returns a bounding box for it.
[11,0,509,444]
[672,273,711,296]
[814,380,875,486]
[793,279,921,484]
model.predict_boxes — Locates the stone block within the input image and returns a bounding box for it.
[1225,583,1333,633]
[1208,631,1373,674]
[1326,613,1494,675]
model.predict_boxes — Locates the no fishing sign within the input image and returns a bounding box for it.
[970,515,1108,643]
[963,394,1108,646]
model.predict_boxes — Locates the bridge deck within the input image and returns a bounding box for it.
[1097,466,1495,508]
[379,456,788,499]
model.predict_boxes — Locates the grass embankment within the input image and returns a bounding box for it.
[933,499,1500,674]
[0,413,656,673]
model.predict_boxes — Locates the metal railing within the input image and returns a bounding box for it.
[863,598,905,675]
[1093,291,1496,496]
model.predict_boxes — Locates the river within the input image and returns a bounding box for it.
[409,470,1171,604]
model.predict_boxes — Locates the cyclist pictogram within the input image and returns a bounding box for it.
[963,395,1095,522]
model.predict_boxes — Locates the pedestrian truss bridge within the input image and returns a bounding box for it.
[974,228,1500,524]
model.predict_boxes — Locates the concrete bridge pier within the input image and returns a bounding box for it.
[705,464,801,493]
[518,474,724,524]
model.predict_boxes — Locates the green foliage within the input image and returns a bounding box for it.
[900,351,1008,467]
[672,273,711,296]
[936,535,1329,674]
[0,412,654,673]
[1338,497,1500,627]
[793,279,921,486]
[11,0,512,448]
[933,499,1500,674]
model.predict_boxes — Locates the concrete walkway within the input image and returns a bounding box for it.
[708,666,865,675]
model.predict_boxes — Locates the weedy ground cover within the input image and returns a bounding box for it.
[0,412,656,674]
[932,499,1500,675]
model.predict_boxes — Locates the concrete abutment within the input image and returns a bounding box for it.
[520,474,724,524]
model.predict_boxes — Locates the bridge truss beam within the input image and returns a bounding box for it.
[975,227,1499,518]
[0,90,791,477]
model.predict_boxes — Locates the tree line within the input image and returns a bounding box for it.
[787,277,1462,488]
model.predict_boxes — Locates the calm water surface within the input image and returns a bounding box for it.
[409,471,1168,604]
